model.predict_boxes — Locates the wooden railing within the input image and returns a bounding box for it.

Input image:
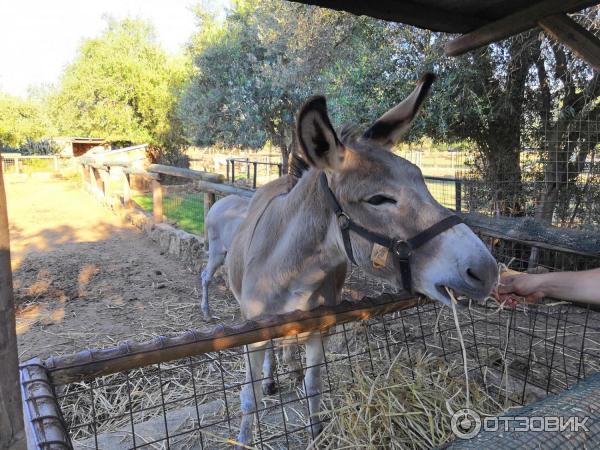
[79,158,254,240]
[79,157,600,258]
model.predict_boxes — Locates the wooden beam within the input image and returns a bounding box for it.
[461,212,600,257]
[290,0,484,33]
[147,164,225,184]
[539,14,600,72]
[196,179,254,198]
[0,163,26,449]
[445,0,599,56]
[42,294,425,385]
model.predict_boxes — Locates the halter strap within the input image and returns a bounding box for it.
[319,172,463,293]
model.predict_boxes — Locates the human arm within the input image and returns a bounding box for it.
[497,268,600,305]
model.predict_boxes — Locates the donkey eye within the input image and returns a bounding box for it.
[366,195,396,206]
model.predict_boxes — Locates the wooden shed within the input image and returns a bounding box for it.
[53,137,108,157]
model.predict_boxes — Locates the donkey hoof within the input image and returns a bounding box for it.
[262,381,277,396]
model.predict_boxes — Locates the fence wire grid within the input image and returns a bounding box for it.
[32,234,600,450]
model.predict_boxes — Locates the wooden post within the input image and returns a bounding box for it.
[203,192,216,242]
[0,162,27,450]
[152,179,163,223]
[123,173,131,208]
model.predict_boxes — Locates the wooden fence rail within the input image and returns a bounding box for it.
[79,158,600,258]
[80,158,253,241]
[41,293,422,385]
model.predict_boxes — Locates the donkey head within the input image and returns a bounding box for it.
[296,74,497,305]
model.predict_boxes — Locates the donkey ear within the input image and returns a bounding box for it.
[363,73,435,148]
[296,96,344,170]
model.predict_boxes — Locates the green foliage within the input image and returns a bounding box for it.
[49,18,189,148]
[0,93,52,148]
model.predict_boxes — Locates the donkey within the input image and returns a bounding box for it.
[226,74,498,445]
[200,154,310,320]
[200,194,250,320]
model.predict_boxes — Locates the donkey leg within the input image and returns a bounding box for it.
[283,343,304,386]
[237,341,267,447]
[262,345,277,395]
[304,333,326,439]
[200,249,225,320]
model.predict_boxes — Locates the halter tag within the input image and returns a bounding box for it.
[371,243,389,268]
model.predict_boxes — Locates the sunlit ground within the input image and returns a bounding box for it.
[6,176,235,360]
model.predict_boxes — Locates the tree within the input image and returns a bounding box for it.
[0,94,51,148]
[180,0,396,169]
[49,18,188,150]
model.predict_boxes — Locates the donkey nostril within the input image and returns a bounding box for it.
[466,268,483,283]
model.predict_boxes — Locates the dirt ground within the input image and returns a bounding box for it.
[8,176,239,361]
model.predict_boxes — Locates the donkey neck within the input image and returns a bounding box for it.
[250,169,347,283]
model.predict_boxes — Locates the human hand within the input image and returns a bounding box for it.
[495,273,545,306]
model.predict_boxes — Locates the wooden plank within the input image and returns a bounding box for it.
[539,14,600,72]
[196,180,254,198]
[290,0,485,33]
[122,168,160,180]
[147,164,225,184]
[461,212,600,257]
[42,293,424,385]
[0,163,26,450]
[445,0,599,56]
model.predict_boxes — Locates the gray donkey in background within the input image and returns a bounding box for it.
[200,154,309,320]
[200,194,250,320]
[226,74,498,446]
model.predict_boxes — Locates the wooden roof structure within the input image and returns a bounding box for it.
[290,0,600,70]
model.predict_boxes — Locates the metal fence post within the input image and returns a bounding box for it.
[203,192,216,242]
[253,162,258,189]
[278,163,282,177]
[455,179,462,213]
[231,161,235,184]
[226,160,230,183]
[153,179,163,223]
[246,158,250,180]
[53,155,59,172]
[15,156,20,175]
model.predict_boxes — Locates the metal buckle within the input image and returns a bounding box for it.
[391,239,411,259]
[337,212,350,230]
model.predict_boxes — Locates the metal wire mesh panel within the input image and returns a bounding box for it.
[21,234,600,449]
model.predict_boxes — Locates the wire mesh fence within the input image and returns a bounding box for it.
[21,232,600,450]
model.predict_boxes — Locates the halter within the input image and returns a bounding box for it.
[319,172,463,293]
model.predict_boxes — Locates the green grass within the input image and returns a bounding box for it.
[133,192,205,235]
